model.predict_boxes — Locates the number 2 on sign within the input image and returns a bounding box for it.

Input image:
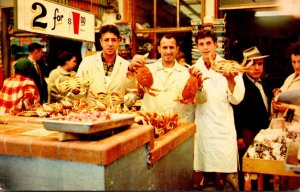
[31,2,47,29]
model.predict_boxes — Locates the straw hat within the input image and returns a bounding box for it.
[241,46,269,66]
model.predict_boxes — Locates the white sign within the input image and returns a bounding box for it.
[15,0,95,42]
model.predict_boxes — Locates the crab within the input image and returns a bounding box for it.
[177,71,208,104]
[209,54,252,74]
[55,75,92,98]
[127,53,160,96]
[134,111,179,138]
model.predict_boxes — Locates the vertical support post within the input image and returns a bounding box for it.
[131,0,136,56]
[257,173,264,190]
[153,0,157,59]
[176,0,180,27]
[1,8,11,79]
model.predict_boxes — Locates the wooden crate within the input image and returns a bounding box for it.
[243,152,299,177]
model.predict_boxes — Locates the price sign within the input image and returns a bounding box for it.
[15,0,95,42]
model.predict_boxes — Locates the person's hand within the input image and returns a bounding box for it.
[223,71,237,93]
[237,138,246,149]
[128,54,147,72]
[272,88,281,96]
[222,71,238,81]
[272,100,290,113]
[189,65,202,77]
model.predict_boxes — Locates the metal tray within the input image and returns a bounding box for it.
[284,142,300,172]
[42,113,135,134]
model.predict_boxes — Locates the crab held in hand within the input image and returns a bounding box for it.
[209,54,252,74]
[127,53,160,96]
[178,70,207,104]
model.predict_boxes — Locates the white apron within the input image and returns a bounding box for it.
[194,56,245,172]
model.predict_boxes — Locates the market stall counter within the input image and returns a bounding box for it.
[242,127,300,191]
[0,115,195,190]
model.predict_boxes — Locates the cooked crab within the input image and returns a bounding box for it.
[127,53,160,96]
[55,75,92,98]
[178,71,208,104]
[209,54,252,74]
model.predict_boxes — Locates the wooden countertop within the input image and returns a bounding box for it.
[0,115,196,166]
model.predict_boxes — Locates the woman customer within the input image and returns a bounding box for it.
[272,40,300,118]
[47,51,77,103]
[0,58,40,115]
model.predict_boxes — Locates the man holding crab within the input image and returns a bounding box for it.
[77,24,138,107]
[192,29,245,191]
[129,34,206,123]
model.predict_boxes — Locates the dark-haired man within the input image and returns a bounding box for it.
[77,24,138,107]
[131,34,205,123]
[27,43,48,104]
[193,29,245,190]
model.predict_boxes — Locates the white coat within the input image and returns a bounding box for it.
[276,73,300,120]
[279,73,300,92]
[76,52,137,104]
[140,59,197,123]
[194,55,245,172]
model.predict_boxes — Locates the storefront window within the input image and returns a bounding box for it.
[134,0,202,60]
[136,0,201,28]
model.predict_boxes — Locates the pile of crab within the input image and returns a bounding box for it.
[35,99,107,117]
[247,128,300,160]
[134,111,179,138]
[55,75,93,99]
[91,92,136,114]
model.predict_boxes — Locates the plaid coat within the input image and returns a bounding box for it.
[0,74,40,114]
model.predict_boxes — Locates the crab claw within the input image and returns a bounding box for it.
[177,97,196,104]
[126,71,135,78]
[143,87,160,96]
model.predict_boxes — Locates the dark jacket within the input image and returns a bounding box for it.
[26,58,48,104]
[232,74,273,139]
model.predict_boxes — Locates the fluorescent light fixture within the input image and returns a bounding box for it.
[255,10,291,17]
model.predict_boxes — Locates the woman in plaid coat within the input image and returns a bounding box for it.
[0,58,40,115]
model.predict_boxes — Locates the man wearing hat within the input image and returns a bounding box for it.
[232,46,273,190]
[27,43,48,104]
[0,58,40,115]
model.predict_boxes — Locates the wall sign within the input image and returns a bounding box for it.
[15,0,95,42]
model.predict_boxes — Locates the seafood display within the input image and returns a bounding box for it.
[247,128,300,160]
[35,99,106,117]
[93,92,133,113]
[61,110,111,122]
[134,111,179,138]
[43,113,135,134]
[55,75,92,98]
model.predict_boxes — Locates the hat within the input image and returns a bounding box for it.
[241,46,269,66]
[28,43,44,52]
[14,58,34,70]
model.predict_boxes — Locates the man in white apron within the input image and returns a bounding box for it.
[193,29,245,190]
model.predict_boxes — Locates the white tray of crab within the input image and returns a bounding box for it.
[42,113,135,134]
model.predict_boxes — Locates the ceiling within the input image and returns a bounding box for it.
[164,0,201,20]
